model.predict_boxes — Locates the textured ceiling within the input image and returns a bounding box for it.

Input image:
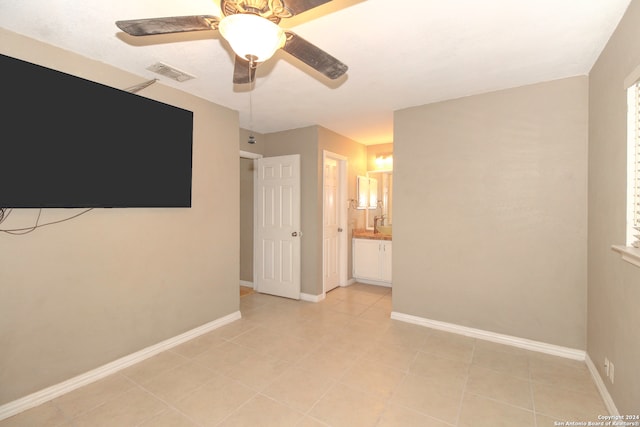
[0,0,633,144]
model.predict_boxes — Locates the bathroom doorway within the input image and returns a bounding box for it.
[239,150,262,295]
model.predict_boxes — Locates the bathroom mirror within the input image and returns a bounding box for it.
[365,170,393,230]
[357,175,378,209]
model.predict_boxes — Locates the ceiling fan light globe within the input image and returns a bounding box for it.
[219,13,285,63]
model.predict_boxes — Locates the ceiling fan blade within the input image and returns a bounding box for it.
[283,0,333,16]
[282,31,348,80]
[233,56,257,84]
[116,15,219,36]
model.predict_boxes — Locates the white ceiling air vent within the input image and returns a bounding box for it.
[146,62,196,82]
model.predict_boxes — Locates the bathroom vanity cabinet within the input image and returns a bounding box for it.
[353,238,392,285]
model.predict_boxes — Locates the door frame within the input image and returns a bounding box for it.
[322,150,348,296]
[240,150,262,290]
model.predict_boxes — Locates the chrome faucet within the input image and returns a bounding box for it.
[373,215,385,233]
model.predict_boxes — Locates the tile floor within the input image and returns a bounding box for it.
[1,283,609,426]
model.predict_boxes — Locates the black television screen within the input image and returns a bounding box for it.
[0,54,193,208]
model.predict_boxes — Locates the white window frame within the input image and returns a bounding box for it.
[612,74,640,268]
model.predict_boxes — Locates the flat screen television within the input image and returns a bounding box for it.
[0,54,193,208]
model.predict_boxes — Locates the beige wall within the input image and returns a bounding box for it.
[0,30,240,405]
[588,0,640,414]
[393,76,589,349]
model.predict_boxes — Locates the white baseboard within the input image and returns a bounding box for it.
[390,311,586,360]
[585,354,619,416]
[353,278,392,287]
[0,311,242,421]
[300,292,325,303]
[239,280,253,288]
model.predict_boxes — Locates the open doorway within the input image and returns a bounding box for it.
[239,150,262,295]
[322,150,348,296]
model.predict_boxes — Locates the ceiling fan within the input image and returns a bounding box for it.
[115,0,348,84]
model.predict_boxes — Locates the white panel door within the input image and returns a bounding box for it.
[323,157,340,292]
[255,155,301,299]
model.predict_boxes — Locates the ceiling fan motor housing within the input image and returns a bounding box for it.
[220,0,291,23]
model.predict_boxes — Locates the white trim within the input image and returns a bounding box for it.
[342,278,357,287]
[390,311,586,360]
[612,245,640,268]
[239,150,262,159]
[300,292,325,303]
[0,311,242,421]
[623,63,640,90]
[239,280,254,288]
[353,278,392,288]
[585,354,619,416]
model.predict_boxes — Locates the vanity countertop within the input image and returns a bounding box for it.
[352,229,392,240]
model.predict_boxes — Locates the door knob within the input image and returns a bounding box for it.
[291,232,298,237]
[338,228,343,232]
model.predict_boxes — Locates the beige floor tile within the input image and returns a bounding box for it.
[359,306,393,322]
[409,351,471,389]
[308,310,354,329]
[263,333,319,362]
[213,318,258,340]
[351,283,392,294]
[471,343,530,379]
[218,395,304,427]
[340,358,406,399]
[230,326,287,355]
[0,402,68,427]
[294,346,358,380]
[376,404,454,427]
[372,295,393,311]
[193,341,256,373]
[324,299,372,316]
[73,386,167,427]
[348,317,390,336]
[530,356,598,394]
[138,408,199,427]
[170,330,227,359]
[532,382,608,421]
[391,374,464,424]
[262,367,335,413]
[224,352,292,391]
[458,394,535,427]
[322,330,377,355]
[421,330,476,362]
[296,416,331,426]
[141,361,216,405]
[363,342,419,372]
[284,319,339,341]
[465,365,533,409]
[238,293,277,311]
[310,383,387,427]
[52,374,135,418]
[378,321,431,349]
[120,351,189,385]
[172,375,256,427]
[339,290,385,306]
[536,412,565,426]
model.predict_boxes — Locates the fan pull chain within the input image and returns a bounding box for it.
[248,57,256,144]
